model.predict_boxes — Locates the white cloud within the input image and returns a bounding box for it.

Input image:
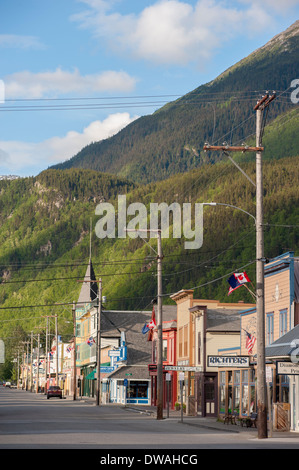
[72,0,296,66]
[4,68,138,99]
[0,113,138,176]
[0,34,45,49]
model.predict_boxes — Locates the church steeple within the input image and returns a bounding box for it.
[77,258,98,307]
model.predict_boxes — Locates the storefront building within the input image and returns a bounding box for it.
[170,289,255,417]
[149,305,178,410]
[217,252,299,422]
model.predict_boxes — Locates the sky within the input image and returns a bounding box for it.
[0,0,298,177]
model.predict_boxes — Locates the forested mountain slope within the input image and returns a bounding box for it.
[51,21,299,183]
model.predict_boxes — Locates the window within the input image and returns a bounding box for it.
[178,328,183,357]
[184,325,188,357]
[279,309,288,337]
[198,333,201,364]
[127,381,148,398]
[162,339,167,362]
[266,313,274,345]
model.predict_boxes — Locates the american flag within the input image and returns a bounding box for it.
[245,330,256,354]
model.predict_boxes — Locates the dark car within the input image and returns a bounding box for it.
[47,386,62,399]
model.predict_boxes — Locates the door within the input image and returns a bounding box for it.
[204,375,217,417]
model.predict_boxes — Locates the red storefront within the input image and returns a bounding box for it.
[148,315,177,410]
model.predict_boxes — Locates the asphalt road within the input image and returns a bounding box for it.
[1,387,298,458]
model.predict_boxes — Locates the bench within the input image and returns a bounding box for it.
[239,412,258,428]
[224,411,238,425]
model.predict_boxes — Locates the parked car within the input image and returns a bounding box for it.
[5,381,11,388]
[47,386,62,399]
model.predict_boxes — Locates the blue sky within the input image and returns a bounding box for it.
[0,0,298,177]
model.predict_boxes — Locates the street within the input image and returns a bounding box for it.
[1,388,299,459]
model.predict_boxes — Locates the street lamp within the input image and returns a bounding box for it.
[203,202,256,223]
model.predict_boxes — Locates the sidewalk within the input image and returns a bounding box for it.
[122,404,299,440]
[68,395,299,441]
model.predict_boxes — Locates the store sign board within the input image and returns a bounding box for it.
[208,356,249,368]
[165,366,202,372]
[276,361,299,375]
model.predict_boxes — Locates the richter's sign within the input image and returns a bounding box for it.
[208,355,249,368]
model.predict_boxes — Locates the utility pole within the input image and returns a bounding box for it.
[203,92,276,439]
[30,331,33,392]
[125,228,163,419]
[96,279,102,406]
[36,333,40,393]
[156,230,163,420]
[55,315,59,386]
[72,302,77,401]
[45,316,48,394]
[254,93,275,439]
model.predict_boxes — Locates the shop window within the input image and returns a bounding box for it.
[241,385,249,415]
[219,385,226,414]
[163,339,167,362]
[127,381,148,399]
[219,372,226,414]
[234,370,240,384]
[242,369,248,383]
[233,385,240,414]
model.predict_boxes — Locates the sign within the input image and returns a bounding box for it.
[179,372,185,382]
[109,350,121,357]
[266,366,272,383]
[207,355,250,368]
[166,373,171,382]
[165,366,201,372]
[100,366,114,373]
[277,361,299,375]
[123,379,128,387]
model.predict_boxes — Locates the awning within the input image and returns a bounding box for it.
[85,370,96,380]
[85,362,111,380]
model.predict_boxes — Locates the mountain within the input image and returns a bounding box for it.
[0,156,299,345]
[51,21,299,184]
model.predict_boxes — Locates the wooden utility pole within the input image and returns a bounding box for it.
[96,279,102,406]
[125,228,163,420]
[203,93,276,439]
[30,331,33,392]
[72,302,77,401]
[36,333,40,393]
[55,315,59,386]
[45,316,48,394]
[156,230,163,420]
[254,92,275,438]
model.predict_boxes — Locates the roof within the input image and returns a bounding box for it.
[107,365,150,380]
[265,324,299,359]
[101,309,153,366]
[206,308,241,332]
[76,258,98,307]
